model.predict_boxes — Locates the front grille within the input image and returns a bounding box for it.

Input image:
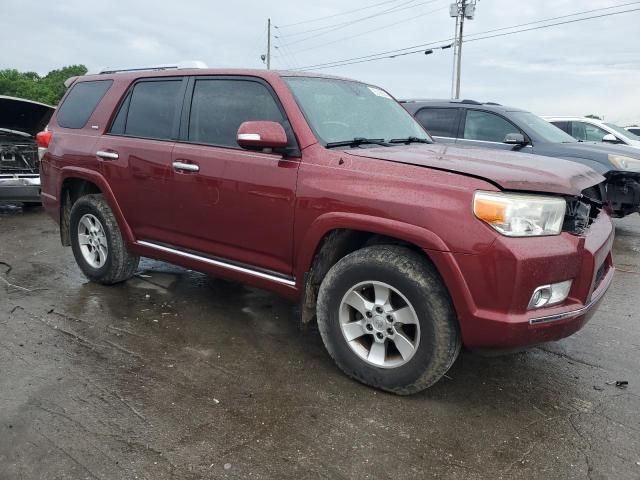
[0,143,39,174]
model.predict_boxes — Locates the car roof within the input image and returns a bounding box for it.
[74,68,362,85]
[544,116,606,123]
[399,99,527,114]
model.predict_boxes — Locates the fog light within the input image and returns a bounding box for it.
[528,280,572,310]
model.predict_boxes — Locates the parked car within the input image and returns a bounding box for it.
[626,126,640,136]
[403,99,640,217]
[545,116,640,149]
[0,96,54,205]
[39,68,614,394]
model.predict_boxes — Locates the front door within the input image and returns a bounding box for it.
[457,109,525,151]
[166,77,300,276]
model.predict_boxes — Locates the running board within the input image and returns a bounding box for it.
[137,240,296,287]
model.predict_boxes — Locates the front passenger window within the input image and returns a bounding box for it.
[463,110,520,143]
[571,122,609,142]
[188,79,288,148]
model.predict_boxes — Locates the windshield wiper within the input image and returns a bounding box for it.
[388,136,431,144]
[325,137,390,148]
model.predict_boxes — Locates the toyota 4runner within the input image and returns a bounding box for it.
[39,68,615,394]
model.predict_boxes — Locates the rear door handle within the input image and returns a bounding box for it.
[96,150,119,160]
[173,161,199,173]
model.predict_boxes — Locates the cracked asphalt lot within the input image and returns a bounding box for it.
[1,206,639,479]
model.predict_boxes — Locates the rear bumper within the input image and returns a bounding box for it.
[430,211,615,349]
[0,175,41,202]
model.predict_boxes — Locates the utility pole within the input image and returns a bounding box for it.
[267,18,271,70]
[450,0,476,99]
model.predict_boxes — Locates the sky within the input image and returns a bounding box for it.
[1,0,639,125]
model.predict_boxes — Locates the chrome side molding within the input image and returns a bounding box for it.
[137,240,296,287]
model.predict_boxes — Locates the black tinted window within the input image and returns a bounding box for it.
[415,108,458,137]
[57,80,112,129]
[188,79,285,147]
[112,80,182,139]
[463,110,520,142]
[550,121,570,134]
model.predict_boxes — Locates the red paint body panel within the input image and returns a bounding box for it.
[40,68,615,349]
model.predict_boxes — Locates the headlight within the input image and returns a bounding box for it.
[609,154,640,172]
[473,191,566,237]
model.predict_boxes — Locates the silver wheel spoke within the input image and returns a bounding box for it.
[392,331,415,360]
[344,290,372,317]
[80,217,93,233]
[373,283,391,307]
[393,306,418,325]
[78,234,91,245]
[342,321,366,341]
[368,341,386,365]
[98,245,108,263]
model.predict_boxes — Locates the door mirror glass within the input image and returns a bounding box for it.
[504,133,526,145]
[602,133,620,144]
[237,121,288,150]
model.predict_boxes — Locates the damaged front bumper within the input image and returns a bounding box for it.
[606,172,640,217]
[0,174,41,202]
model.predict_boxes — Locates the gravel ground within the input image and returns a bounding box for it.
[1,206,639,480]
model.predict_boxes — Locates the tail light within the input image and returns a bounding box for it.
[36,130,52,161]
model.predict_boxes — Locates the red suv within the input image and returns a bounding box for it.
[39,67,614,394]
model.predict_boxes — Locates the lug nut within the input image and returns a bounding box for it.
[386,328,393,335]
[366,312,373,318]
[375,307,383,314]
[376,332,384,340]
[366,323,373,331]
[386,315,393,322]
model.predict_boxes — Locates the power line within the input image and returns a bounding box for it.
[277,0,441,47]
[284,5,449,56]
[276,0,409,28]
[293,3,640,71]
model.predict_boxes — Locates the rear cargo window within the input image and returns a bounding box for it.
[110,80,182,140]
[56,80,113,129]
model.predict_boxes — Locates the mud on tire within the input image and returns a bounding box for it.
[316,245,461,395]
[69,194,139,284]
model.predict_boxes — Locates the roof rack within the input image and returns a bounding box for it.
[458,99,482,105]
[97,61,207,75]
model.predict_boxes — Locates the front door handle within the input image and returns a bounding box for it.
[96,150,119,160]
[173,161,199,173]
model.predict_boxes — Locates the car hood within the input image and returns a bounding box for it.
[345,144,604,196]
[0,96,55,137]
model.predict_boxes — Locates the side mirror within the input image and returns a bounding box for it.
[504,133,527,145]
[602,133,620,144]
[237,121,287,150]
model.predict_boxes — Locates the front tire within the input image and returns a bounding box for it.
[316,245,461,395]
[70,194,139,284]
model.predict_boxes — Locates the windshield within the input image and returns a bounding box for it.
[284,77,430,145]
[510,111,578,143]
[605,122,640,140]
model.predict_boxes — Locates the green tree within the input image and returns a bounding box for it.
[0,65,87,106]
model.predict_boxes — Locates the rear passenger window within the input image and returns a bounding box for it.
[57,80,112,129]
[415,108,459,138]
[110,80,182,140]
[188,79,286,147]
[463,110,520,142]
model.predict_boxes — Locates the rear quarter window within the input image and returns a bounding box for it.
[56,80,113,129]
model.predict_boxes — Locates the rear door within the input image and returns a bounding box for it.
[413,107,460,144]
[95,77,187,242]
[457,109,526,151]
[166,76,300,276]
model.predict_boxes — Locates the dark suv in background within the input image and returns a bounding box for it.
[402,99,640,217]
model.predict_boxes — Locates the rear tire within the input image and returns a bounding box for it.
[70,194,139,284]
[316,245,461,395]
